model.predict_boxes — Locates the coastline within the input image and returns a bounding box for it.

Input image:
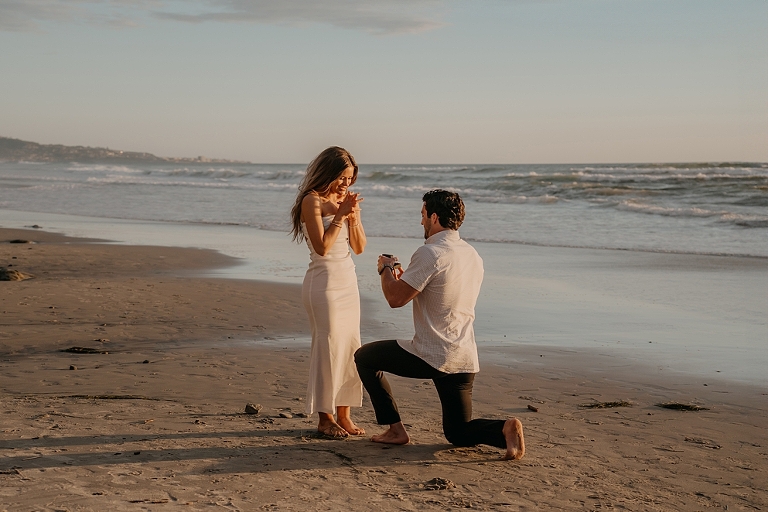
[1,209,766,385]
[1,227,766,510]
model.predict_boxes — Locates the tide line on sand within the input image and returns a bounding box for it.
[0,227,766,510]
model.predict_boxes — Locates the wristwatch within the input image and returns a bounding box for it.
[378,264,394,275]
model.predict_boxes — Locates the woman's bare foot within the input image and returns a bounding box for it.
[318,412,348,438]
[337,417,365,435]
[371,422,410,445]
[335,406,365,435]
[318,422,348,438]
[502,418,525,460]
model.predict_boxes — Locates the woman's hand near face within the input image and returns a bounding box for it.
[345,192,366,255]
[347,194,363,224]
[352,199,362,218]
[336,192,363,219]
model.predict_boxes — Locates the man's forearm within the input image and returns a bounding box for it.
[380,269,418,308]
[380,268,398,306]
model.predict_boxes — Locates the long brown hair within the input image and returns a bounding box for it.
[290,146,358,242]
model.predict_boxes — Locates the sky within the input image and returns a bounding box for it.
[1,0,766,164]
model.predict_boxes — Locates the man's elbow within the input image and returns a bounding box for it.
[386,296,408,309]
[386,298,401,308]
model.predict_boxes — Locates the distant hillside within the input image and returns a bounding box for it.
[0,136,249,164]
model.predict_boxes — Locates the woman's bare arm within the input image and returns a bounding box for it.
[301,194,344,256]
[347,203,367,255]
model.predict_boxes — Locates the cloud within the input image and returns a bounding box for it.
[154,0,446,34]
[0,0,79,31]
[0,0,164,31]
[0,0,448,34]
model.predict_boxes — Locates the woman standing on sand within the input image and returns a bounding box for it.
[290,146,367,438]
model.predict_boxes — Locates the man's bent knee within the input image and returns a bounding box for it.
[354,345,369,366]
[355,340,394,367]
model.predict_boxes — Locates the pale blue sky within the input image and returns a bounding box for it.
[1,0,766,163]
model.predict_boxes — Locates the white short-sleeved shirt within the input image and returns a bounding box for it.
[397,229,484,373]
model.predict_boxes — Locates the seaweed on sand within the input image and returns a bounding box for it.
[579,400,632,409]
[656,402,709,411]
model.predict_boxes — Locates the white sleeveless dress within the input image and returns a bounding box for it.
[301,215,363,414]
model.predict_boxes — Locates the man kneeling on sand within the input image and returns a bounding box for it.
[354,189,525,460]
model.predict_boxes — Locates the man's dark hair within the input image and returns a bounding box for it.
[422,189,465,230]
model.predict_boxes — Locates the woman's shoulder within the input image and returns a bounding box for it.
[301,192,335,222]
[302,192,336,216]
[302,192,321,207]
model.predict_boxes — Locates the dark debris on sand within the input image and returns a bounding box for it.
[0,267,35,281]
[579,400,632,409]
[656,402,710,411]
[60,346,109,354]
[424,478,456,490]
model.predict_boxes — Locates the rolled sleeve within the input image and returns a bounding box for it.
[399,245,437,292]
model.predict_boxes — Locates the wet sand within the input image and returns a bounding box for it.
[1,228,766,511]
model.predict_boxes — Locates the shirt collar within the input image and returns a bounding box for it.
[425,229,460,245]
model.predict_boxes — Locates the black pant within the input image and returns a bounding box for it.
[354,340,506,449]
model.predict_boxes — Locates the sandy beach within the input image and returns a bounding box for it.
[1,227,767,511]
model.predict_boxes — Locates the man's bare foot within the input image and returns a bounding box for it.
[337,418,365,436]
[502,418,525,460]
[370,422,410,445]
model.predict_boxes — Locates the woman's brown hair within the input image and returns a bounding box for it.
[290,146,358,242]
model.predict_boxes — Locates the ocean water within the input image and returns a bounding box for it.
[1,161,766,385]
[0,161,766,257]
